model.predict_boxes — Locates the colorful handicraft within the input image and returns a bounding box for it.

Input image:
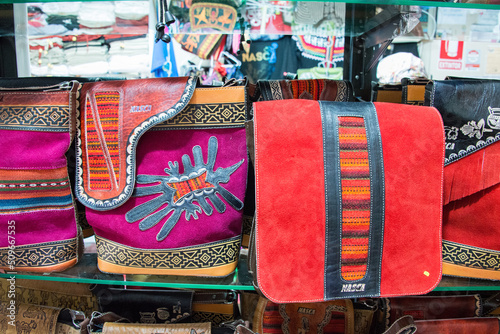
[76,77,248,276]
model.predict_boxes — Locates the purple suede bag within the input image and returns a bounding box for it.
[75,77,248,276]
[0,81,82,273]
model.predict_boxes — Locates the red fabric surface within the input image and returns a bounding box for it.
[443,141,500,205]
[254,99,326,303]
[443,182,500,251]
[375,102,444,297]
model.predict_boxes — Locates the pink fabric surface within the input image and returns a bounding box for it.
[86,127,248,249]
[0,129,70,169]
[0,208,77,247]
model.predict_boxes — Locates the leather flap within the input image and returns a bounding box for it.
[253,101,444,302]
[76,76,197,210]
[425,79,500,204]
[385,295,481,324]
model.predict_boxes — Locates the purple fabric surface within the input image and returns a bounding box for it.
[0,129,70,169]
[86,128,248,249]
[0,208,77,247]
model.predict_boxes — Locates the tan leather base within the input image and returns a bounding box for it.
[443,262,500,280]
[97,258,237,277]
[0,258,77,273]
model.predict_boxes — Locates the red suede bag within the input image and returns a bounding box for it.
[425,79,500,280]
[250,100,445,302]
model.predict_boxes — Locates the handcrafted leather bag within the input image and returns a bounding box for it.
[252,296,356,334]
[0,278,97,318]
[0,80,83,273]
[425,79,500,280]
[251,100,445,302]
[75,76,248,276]
[251,79,355,103]
[0,302,85,334]
[241,79,355,247]
[93,286,237,327]
[370,294,482,333]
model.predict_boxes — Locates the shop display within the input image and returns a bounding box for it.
[425,79,500,280]
[0,80,83,273]
[75,76,248,276]
[2,1,500,333]
[251,100,445,302]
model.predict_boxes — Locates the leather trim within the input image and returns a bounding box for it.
[442,240,500,275]
[95,235,240,276]
[75,76,197,211]
[0,237,78,271]
[321,102,384,300]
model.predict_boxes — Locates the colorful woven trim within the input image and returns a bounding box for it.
[290,80,325,100]
[173,34,222,60]
[0,237,77,268]
[294,35,344,63]
[0,105,70,132]
[338,116,370,281]
[155,102,245,129]
[442,240,500,272]
[85,91,120,191]
[0,168,73,214]
[95,235,240,270]
[189,3,237,32]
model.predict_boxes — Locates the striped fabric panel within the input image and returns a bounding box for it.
[290,80,325,100]
[338,116,370,281]
[0,168,73,213]
[167,171,214,203]
[262,302,283,334]
[86,91,120,190]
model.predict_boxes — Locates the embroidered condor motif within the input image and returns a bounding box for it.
[125,136,244,241]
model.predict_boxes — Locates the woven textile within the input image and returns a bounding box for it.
[338,116,370,281]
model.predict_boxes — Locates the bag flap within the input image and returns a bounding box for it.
[253,101,444,303]
[75,76,197,210]
[385,295,481,323]
[425,79,500,204]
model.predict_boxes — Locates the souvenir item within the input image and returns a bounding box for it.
[252,296,355,334]
[425,79,500,280]
[76,76,248,276]
[251,100,445,302]
[0,80,82,273]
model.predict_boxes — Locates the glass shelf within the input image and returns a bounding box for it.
[0,251,255,290]
[2,250,500,292]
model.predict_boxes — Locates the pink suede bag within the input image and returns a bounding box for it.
[75,77,248,276]
[0,80,83,273]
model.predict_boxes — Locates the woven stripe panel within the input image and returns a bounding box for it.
[338,116,370,281]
